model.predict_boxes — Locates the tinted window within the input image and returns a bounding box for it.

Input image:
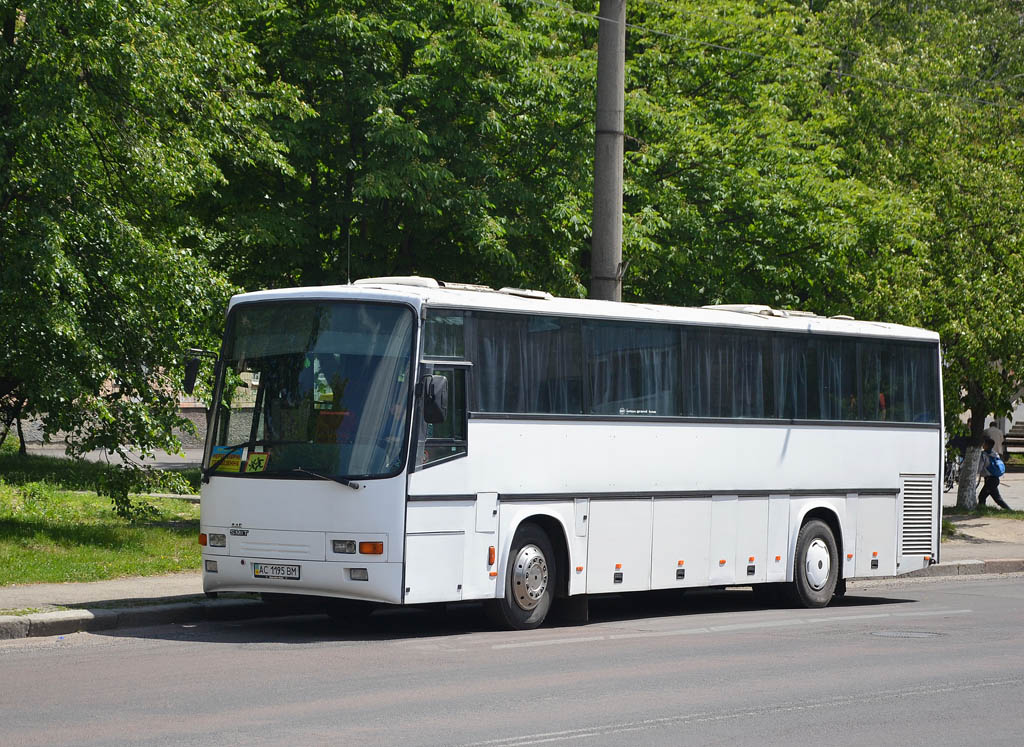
[469,313,583,414]
[584,321,680,415]
[683,328,768,418]
[423,310,465,359]
[460,310,939,425]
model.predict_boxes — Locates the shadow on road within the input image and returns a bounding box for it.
[96,586,916,645]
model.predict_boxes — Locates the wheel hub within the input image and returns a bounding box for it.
[512,544,549,611]
[805,538,831,590]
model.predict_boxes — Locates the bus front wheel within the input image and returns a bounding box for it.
[790,519,839,608]
[488,523,555,630]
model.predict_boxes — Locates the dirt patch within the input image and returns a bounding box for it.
[946,515,1024,543]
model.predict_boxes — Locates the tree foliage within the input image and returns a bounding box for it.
[0,1,303,512]
[198,0,596,295]
[5,0,1024,514]
[811,0,1024,507]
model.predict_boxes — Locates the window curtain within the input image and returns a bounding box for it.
[467,313,582,414]
[584,322,679,415]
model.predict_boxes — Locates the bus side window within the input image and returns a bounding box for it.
[417,367,468,468]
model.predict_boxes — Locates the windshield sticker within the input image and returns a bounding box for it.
[245,452,270,473]
[211,446,244,473]
[315,410,354,444]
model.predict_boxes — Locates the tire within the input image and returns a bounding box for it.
[789,519,839,608]
[487,523,556,630]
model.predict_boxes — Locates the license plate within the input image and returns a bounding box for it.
[252,563,300,581]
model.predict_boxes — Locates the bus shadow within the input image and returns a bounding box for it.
[98,586,916,645]
[584,587,913,624]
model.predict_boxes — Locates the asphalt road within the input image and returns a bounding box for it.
[2,575,1023,747]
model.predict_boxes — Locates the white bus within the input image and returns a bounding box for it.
[195,276,943,629]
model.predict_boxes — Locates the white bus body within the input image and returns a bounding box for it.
[199,277,943,628]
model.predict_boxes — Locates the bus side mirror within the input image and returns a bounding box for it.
[183,357,201,395]
[422,375,449,424]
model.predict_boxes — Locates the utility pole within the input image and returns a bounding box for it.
[590,0,625,302]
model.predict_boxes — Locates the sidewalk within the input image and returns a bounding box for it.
[2,470,1023,640]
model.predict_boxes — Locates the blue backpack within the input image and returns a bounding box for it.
[987,452,1006,478]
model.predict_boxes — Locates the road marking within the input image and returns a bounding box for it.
[490,607,972,650]
[462,674,1020,746]
[492,635,606,650]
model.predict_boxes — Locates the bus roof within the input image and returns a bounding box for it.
[227,276,939,343]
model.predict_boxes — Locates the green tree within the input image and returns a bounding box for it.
[197,0,597,296]
[0,1,304,513]
[616,0,923,311]
[813,0,1024,509]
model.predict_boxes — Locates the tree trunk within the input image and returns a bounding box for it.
[956,444,982,510]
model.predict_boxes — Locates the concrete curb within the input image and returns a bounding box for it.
[904,558,1024,578]
[0,597,280,641]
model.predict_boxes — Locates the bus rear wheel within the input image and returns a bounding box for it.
[487,523,555,630]
[790,519,839,608]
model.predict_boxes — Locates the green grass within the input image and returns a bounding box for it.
[969,505,1024,520]
[945,506,1024,522]
[0,448,201,585]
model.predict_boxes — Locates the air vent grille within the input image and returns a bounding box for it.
[901,476,936,556]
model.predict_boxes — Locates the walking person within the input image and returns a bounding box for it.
[978,437,1011,510]
[984,420,1006,461]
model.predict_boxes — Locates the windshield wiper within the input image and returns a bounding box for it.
[202,439,311,482]
[292,466,361,490]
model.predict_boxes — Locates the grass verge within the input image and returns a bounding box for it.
[0,451,200,585]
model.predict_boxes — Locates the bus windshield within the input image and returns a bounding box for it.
[207,300,415,480]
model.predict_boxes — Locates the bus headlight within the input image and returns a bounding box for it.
[208,533,227,548]
[333,540,356,554]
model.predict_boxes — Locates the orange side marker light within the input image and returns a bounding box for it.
[488,546,496,565]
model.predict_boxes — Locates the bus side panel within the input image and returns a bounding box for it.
[650,497,711,588]
[404,500,474,603]
[856,495,897,577]
[734,496,769,584]
[586,499,653,593]
[766,495,791,583]
[709,496,738,585]
[404,532,464,603]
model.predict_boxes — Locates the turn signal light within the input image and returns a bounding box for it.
[359,541,384,555]
[488,546,496,565]
[198,533,208,546]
